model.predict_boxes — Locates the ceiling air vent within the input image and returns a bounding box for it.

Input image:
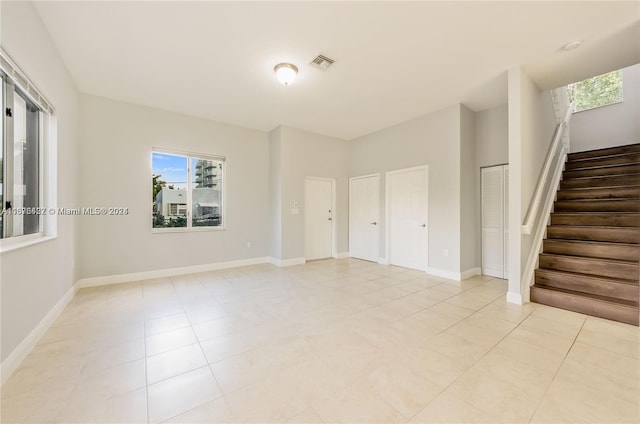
[310,54,335,70]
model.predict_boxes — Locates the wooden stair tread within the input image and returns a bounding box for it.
[536,268,639,287]
[531,284,639,308]
[532,284,638,309]
[545,238,640,250]
[539,252,639,270]
[568,143,640,161]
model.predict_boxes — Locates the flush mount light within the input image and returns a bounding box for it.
[274,63,298,85]
[562,40,582,51]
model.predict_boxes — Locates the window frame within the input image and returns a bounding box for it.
[0,61,55,253]
[568,70,624,114]
[151,148,226,234]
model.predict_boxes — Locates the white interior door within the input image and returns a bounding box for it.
[305,178,333,260]
[481,165,508,278]
[387,166,428,271]
[349,174,380,262]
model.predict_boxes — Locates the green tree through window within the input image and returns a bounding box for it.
[568,70,623,113]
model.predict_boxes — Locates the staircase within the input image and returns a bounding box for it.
[531,143,640,326]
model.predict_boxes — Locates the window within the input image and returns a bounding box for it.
[568,70,623,113]
[152,150,225,231]
[1,71,44,239]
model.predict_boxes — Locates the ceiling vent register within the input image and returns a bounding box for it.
[310,54,335,70]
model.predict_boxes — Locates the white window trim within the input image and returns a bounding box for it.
[151,148,226,234]
[0,57,57,253]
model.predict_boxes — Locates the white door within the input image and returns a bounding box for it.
[349,174,380,262]
[305,178,333,260]
[481,165,509,278]
[387,166,428,271]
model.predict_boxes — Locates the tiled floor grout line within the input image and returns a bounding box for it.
[169,275,239,424]
[404,300,539,423]
[526,316,587,424]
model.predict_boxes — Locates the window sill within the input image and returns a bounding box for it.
[152,226,226,234]
[0,234,57,253]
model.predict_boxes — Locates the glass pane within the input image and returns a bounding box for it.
[0,77,4,239]
[152,152,188,228]
[13,92,39,236]
[568,70,623,113]
[192,157,222,227]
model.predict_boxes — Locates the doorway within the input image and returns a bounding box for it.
[481,164,509,278]
[305,177,335,261]
[349,174,380,262]
[386,166,428,271]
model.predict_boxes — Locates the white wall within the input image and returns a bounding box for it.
[476,104,509,168]
[0,2,80,361]
[460,105,477,272]
[77,95,270,278]
[571,63,640,152]
[277,126,349,260]
[507,66,557,303]
[268,127,282,260]
[349,105,463,275]
[474,103,509,267]
[520,74,557,275]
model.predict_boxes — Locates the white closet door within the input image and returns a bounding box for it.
[387,166,428,271]
[349,174,380,262]
[481,166,505,278]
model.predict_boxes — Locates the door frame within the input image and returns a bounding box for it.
[349,173,381,262]
[304,176,337,259]
[384,165,429,270]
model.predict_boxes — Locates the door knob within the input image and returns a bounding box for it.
[370,222,377,225]
[328,217,332,221]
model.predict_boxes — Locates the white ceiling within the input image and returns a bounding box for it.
[33,1,639,140]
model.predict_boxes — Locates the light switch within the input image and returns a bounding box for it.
[292,208,300,215]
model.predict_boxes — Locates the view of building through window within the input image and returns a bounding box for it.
[152,151,224,229]
[567,69,623,113]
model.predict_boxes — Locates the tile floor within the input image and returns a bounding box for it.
[1,258,638,423]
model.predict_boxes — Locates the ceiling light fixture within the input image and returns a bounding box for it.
[274,63,298,86]
[562,40,582,51]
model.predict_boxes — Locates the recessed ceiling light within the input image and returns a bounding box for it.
[562,40,582,51]
[274,63,298,86]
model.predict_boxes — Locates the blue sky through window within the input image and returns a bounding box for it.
[152,153,188,190]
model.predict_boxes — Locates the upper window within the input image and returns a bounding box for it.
[568,70,623,113]
[1,71,43,239]
[152,150,225,231]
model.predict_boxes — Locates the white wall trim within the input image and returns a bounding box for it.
[506,291,524,305]
[377,257,389,265]
[1,281,79,386]
[336,252,350,259]
[268,257,306,267]
[460,267,482,280]
[77,256,271,288]
[426,266,481,281]
[426,267,460,281]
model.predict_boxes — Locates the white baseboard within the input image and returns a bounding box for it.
[77,256,271,288]
[506,291,524,305]
[336,252,350,259]
[1,281,79,386]
[460,267,482,280]
[377,257,389,265]
[425,266,481,281]
[268,257,306,267]
[426,267,460,281]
